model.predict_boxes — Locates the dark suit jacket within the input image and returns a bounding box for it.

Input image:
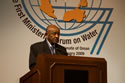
[29,40,68,70]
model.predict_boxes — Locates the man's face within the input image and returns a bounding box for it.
[46,26,60,44]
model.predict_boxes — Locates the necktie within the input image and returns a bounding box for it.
[50,46,55,55]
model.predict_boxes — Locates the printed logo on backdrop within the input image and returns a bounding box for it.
[13,0,113,56]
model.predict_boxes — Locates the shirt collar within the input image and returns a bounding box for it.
[46,39,52,48]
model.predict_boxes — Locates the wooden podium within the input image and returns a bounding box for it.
[20,54,107,83]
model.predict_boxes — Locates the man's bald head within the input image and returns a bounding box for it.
[46,24,59,32]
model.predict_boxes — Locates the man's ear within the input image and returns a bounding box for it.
[45,32,48,38]
[45,32,47,35]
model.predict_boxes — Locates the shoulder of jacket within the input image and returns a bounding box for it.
[56,44,66,49]
[31,40,45,47]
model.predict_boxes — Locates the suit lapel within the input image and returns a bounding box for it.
[42,40,52,54]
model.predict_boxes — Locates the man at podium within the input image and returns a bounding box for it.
[29,24,68,70]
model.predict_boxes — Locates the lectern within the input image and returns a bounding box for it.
[20,54,107,83]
